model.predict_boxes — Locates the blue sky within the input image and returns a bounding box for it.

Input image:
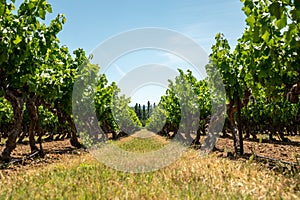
[45,0,246,53]
[42,0,246,105]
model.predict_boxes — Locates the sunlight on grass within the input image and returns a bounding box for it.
[114,136,167,153]
[0,146,299,199]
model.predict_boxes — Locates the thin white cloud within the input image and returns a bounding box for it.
[160,52,184,66]
[178,21,243,53]
[114,63,126,77]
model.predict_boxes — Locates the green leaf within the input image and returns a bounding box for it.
[13,35,22,45]
[246,15,255,27]
[282,0,291,4]
[253,26,260,42]
[0,4,5,16]
[28,2,35,10]
[244,0,254,10]
[38,9,46,20]
[269,2,282,19]
[62,16,67,24]
[291,9,300,22]
[284,23,297,43]
[259,135,263,143]
[46,5,52,13]
[242,6,252,16]
[249,154,255,163]
[261,30,270,42]
[275,15,287,29]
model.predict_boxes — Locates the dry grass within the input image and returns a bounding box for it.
[0,135,299,199]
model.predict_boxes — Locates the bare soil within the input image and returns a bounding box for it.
[214,136,300,164]
[0,140,87,174]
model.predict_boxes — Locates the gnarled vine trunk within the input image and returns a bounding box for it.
[1,89,24,162]
[227,90,250,156]
[287,80,300,104]
[26,94,39,153]
[65,113,82,148]
[227,99,240,154]
[41,99,82,148]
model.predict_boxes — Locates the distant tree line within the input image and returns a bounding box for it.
[133,101,156,126]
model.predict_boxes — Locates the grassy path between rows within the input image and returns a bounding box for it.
[0,130,299,199]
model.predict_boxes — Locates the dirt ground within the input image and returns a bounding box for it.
[0,134,299,173]
[214,136,300,163]
[0,140,86,174]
